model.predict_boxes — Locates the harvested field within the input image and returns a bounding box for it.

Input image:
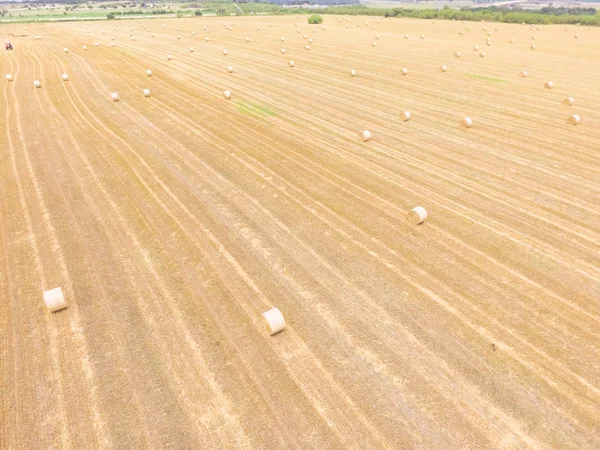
[1,15,600,449]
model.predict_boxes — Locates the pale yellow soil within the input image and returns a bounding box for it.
[1,16,599,449]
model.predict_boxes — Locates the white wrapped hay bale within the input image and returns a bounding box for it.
[473,45,479,51]
[521,70,528,77]
[408,207,428,225]
[371,41,377,47]
[34,79,41,88]
[564,97,574,106]
[404,34,409,39]
[281,37,285,42]
[420,34,425,39]
[111,92,119,102]
[61,73,69,81]
[455,51,461,57]
[223,90,231,99]
[574,33,580,39]
[261,308,286,336]
[146,69,153,76]
[289,61,295,67]
[401,68,408,75]
[223,49,228,55]
[530,44,536,50]
[440,65,447,72]
[281,48,286,54]
[166,54,172,60]
[569,114,580,125]
[462,117,473,128]
[63,48,69,53]
[245,37,250,42]
[360,130,371,142]
[350,69,357,77]
[305,45,310,50]
[189,47,194,52]
[459,30,463,35]
[480,51,486,58]
[205,37,210,41]
[401,111,411,122]
[110,42,115,47]
[143,89,151,97]
[375,34,380,40]
[509,38,515,43]
[43,287,68,312]
[227,66,233,73]
[308,38,313,43]
[177,35,181,40]
[94,42,98,47]
[545,81,554,89]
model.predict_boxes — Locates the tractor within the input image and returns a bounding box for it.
[5,41,13,50]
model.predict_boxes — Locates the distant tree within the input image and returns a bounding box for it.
[107,11,116,19]
[308,14,323,24]
[194,9,202,16]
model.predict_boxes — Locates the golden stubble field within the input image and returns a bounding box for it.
[1,14,599,449]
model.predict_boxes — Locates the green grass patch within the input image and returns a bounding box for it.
[464,74,509,84]
[234,101,277,118]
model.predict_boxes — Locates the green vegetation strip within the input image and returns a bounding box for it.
[234,101,277,118]
[465,74,509,84]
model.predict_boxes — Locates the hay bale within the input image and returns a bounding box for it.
[143,89,151,97]
[177,35,181,40]
[545,81,554,89]
[308,38,313,43]
[281,37,285,41]
[61,73,69,81]
[401,111,411,122]
[521,70,528,77]
[151,33,154,37]
[440,65,447,72]
[408,207,428,224]
[63,47,69,53]
[530,44,536,50]
[360,130,372,142]
[569,114,580,125]
[350,69,357,77]
[462,117,473,128]
[289,61,294,67]
[305,45,310,50]
[5,74,13,81]
[192,31,195,36]
[261,308,286,336]
[401,68,408,75]
[110,42,115,47]
[224,90,231,99]
[404,34,409,39]
[480,51,486,58]
[43,287,68,312]
[473,45,479,50]
[205,37,210,41]
[531,35,536,40]
[564,97,574,106]
[372,41,377,47]
[94,42,98,47]
[111,92,119,102]
[459,30,463,35]
[281,48,286,54]
[223,49,228,55]
[246,37,250,42]
[227,66,233,73]
[34,79,41,88]
[166,54,172,60]
[146,69,153,76]
[455,51,461,57]
[510,38,515,43]
[574,33,580,38]
[420,34,425,39]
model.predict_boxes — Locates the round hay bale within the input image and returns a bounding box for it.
[151,33,155,37]
[509,38,515,43]
[459,30,463,35]
[574,33,580,38]
[564,97,574,106]
[166,54,172,60]
[480,51,486,58]
[297,28,301,33]
[111,92,119,102]
[350,69,357,77]
[223,49,228,55]
[43,287,67,312]
[94,42,98,47]
[404,34,409,39]
[189,47,194,52]
[177,35,181,40]
[227,66,233,73]
[146,69,153,76]
[63,47,69,53]
[530,44,536,50]
[143,89,151,97]
[61,73,69,81]
[5,74,13,81]
[111,36,114,40]
[401,68,408,75]
[281,48,286,54]
[376,34,380,40]
[531,35,536,40]
[408,207,428,225]
[486,40,492,46]
[261,308,285,335]
[372,41,377,47]
[257,26,261,31]
[346,24,349,29]
[521,70,528,77]
[289,61,294,67]
[462,117,473,128]
[246,37,250,42]
[545,81,554,89]
[305,45,310,50]
[223,90,231,99]
[401,111,411,122]
[303,34,307,39]
[569,114,580,125]
[34,79,41,88]
[440,65,447,72]
[455,51,461,57]
[360,130,372,142]
[420,34,425,39]
[308,38,313,43]
[205,37,210,41]
[281,37,285,41]
[110,42,115,47]
[473,45,479,50]
[131,37,135,41]
[192,31,195,36]
[487,31,492,36]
